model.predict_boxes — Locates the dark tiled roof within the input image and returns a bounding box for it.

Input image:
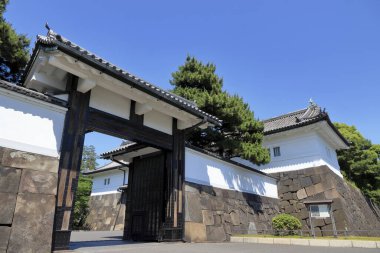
[100,142,142,158]
[0,79,67,107]
[263,104,325,134]
[262,103,349,146]
[82,161,127,175]
[23,29,222,126]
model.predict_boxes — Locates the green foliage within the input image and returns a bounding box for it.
[335,123,380,205]
[73,174,92,230]
[73,145,98,230]
[272,214,302,235]
[0,0,30,82]
[171,56,270,164]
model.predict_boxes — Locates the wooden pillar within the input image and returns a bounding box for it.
[161,119,185,240]
[52,75,91,250]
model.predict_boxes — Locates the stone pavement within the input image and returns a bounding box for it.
[65,231,380,253]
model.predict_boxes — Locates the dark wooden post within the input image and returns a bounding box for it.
[161,119,185,240]
[52,75,91,250]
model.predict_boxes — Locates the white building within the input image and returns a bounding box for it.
[233,101,349,177]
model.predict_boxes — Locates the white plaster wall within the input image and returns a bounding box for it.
[259,130,342,177]
[91,168,128,196]
[143,110,172,135]
[185,148,278,199]
[89,86,131,120]
[0,89,66,157]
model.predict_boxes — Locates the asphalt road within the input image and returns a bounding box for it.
[69,231,379,253]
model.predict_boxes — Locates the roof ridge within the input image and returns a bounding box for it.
[262,108,307,123]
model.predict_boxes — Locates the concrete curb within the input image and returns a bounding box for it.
[230,236,380,249]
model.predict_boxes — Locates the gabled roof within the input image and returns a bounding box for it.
[262,102,349,146]
[22,29,222,126]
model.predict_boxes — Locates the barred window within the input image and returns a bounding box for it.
[273,147,281,157]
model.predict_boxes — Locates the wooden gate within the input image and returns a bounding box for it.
[129,153,165,241]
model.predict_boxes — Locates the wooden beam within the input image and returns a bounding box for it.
[87,108,173,150]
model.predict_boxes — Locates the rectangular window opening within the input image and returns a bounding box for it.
[273,147,281,157]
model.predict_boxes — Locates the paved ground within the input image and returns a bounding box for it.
[69,231,380,253]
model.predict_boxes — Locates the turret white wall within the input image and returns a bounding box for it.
[91,168,128,196]
[260,129,343,177]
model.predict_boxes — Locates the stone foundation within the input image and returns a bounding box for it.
[86,192,126,231]
[0,147,59,253]
[184,182,280,242]
[272,166,380,236]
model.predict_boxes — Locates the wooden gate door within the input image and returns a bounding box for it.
[129,153,165,241]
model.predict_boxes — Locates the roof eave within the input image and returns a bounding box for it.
[24,39,222,127]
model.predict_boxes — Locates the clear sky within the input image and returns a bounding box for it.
[5,0,380,165]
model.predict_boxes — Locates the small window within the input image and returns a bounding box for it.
[104,178,111,185]
[107,178,110,185]
[104,178,107,185]
[273,147,281,157]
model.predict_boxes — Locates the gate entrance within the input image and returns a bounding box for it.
[129,153,165,241]
[11,29,221,251]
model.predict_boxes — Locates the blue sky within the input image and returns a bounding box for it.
[5,0,380,164]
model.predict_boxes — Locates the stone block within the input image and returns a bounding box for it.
[7,193,55,253]
[206,226,226,242]
[282,192,293,201]
[200,196,211,210]
[0,193,17,224]
[324,189,340,199]
[0,167,21,193]
[185,193,202,222]
[311,175,321,184]
[0,226,11,251]
[19,169,58,195]
[223,213,232,223]
[184,222,207,242]
[313,218,325,227]
[278,185,290,195]
[282,179,293,186]
[299,177,313,188]
[1,149,59,173]
[230,211,240,225]
[202,210,215,225]
[214,214,222,225]
[296,189,307,200]
[210,198,224,211]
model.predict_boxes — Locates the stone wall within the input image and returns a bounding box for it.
[0,147,59,253]
[272,166,380,236]
[184,181,279,242]
[86,192,126,231]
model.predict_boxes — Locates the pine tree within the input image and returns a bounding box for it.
[335,123,380,205]
[0,0,30,82]
[171,56,270,165]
